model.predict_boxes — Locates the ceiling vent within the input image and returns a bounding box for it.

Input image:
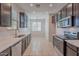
[35,4,40,8]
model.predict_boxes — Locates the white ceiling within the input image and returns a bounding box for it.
[14,3,67,14]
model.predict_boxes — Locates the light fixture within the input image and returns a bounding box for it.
[30,3,34,7]
[49,4,53,7]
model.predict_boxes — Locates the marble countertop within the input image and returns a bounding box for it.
[54,35,69,40]
[55,34,78,40]
[54,35,79,48]
[0,32,30,53]
[65,40,79,48]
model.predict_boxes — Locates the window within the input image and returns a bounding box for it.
[32,22,41,32]
[19,12,28,28]
[19,12,25,28]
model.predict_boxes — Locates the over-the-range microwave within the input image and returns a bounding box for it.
[62,16,74,27]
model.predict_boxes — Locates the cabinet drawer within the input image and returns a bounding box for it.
[26,36,28,48]
[53,36,64,55]
[22,38,26,55]
[66,43,77,51]
[0,48,11,56]
[12,41,22,56]
[66,46,77,56]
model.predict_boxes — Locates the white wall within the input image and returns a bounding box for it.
[12,4,31,34]
[12,4,50,39]
[27,12,49,39]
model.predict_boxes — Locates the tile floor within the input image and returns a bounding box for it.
[23,35,58,56]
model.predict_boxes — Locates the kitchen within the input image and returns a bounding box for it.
[53,3,79,56]
[0,3,31,56]
[0,3,79,56]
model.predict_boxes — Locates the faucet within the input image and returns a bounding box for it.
[14,19,19,38]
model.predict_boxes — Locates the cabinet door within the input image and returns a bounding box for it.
[1,3,11,27]
[53,36,55,46]
[0,48,11,56]
[28,35,31,45]
[26,36,28,48]
[62,7,67,18]
[55,14,59,27]
[73,3,79,26]
[66,46,77,56]
[53,37,64,55]
[58,11,62,20]
[12,41,22,56]
[73,4,76,16]
[22,38,26,55]
[53,37,57,46]
[75,3,79,16]
[66,4,73,16]
[56,37,64,54]
[59,40,64,54]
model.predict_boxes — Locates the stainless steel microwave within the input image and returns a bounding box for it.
[64,16,74,27]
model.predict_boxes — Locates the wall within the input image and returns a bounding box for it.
[11,4,31,34]
[49,14,56,42]
[0,3,31,39]
[27,12,49,39]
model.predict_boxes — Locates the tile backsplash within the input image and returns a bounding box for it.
[0,27,15,37]
[56,27,79,35]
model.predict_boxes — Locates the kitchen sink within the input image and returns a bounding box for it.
[15,34,25,38]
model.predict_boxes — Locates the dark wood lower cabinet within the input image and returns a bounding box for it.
[0,48,11,56]
[53,36,79,56]
[26,34,31,47]
[11,41,22,56]
[21,37,26,55]
[21,34,31,55]
[0,34,31,56]
[65,42,78,56]
[66,46,77,56]
[53,36,64,55]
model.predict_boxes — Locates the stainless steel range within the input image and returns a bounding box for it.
[64,31,79,40]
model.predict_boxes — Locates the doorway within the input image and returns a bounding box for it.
[31,19,45,38]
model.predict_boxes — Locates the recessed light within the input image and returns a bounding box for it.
[49,4,53,7]
[30,3,34,7]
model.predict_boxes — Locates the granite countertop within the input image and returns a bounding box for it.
[0,32,30,53]
[65,40,79,48]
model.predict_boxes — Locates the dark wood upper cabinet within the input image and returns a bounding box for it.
[74,4,79,16]
[66,4,73,16]
[58,11,62,20]
[62,7,67,18]
[73,3,79,26]
[0,3,11,27]
[73,4,76,16]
